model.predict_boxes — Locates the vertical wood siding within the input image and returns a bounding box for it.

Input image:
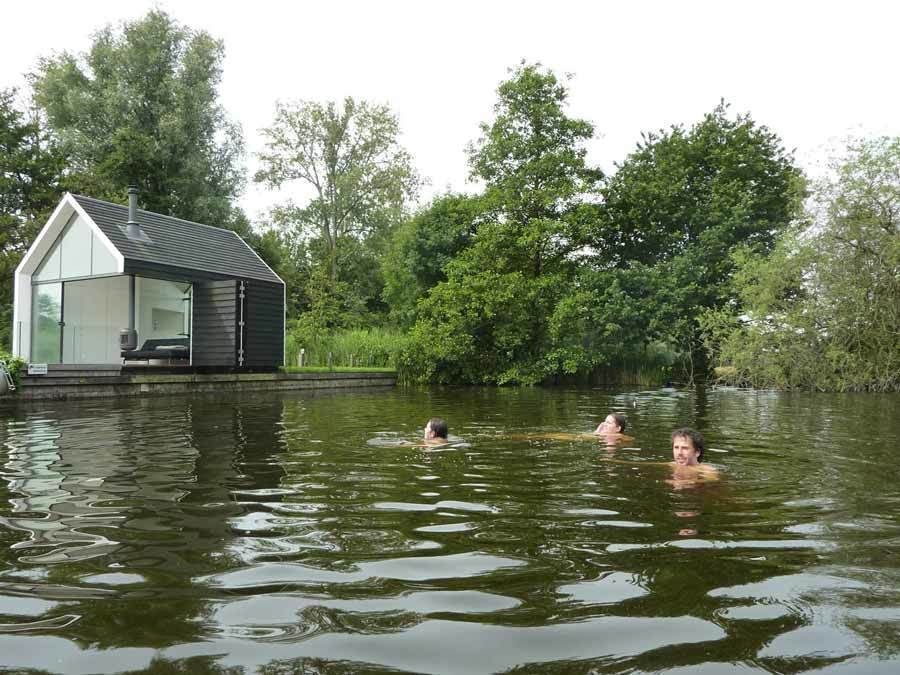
[242,280,284,368]
[192,280,237,367]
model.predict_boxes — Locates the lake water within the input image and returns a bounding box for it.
[1,386,898,674]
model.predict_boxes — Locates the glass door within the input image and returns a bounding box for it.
[62,277,129,364]
[31,282,62,363]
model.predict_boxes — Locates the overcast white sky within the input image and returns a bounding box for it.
[3,0,899,221]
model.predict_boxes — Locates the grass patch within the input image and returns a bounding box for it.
[281,366,396,374]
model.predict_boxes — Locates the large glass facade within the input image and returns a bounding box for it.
[28,212,130,364]
[31,283,62,363]
[27,212,196,364]
[34,215,117,282]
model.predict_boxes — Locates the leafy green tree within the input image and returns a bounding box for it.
[0,88,67,349]
[700,237,818,388]
[468,64,602,278]
[597,103,802,268]
[593,103,805,376]
[706,136,900,391]
[255,97,419,284]
[31,10,248,233]
[382,192,482,327]
[546,263,670,375]
[250,227,313,321]
[404,63,602,384]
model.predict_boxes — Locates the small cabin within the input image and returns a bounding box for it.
[11,190,285,371]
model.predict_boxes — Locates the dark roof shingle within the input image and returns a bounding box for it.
[73,194,283,285]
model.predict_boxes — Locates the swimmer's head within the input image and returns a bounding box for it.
[671,427,705,464]
[425,417,448,440]
[598,413,627,434]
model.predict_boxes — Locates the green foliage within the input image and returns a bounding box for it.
[597,102,803,268]
[700,239,819,388]
[591,102,805,376]
[255,97,419,282]
[401,269,553,384]
[31,10,249,234]
[255,97,418,331]
[382,193,483,326]
[0,88,67,350]
[280,235,389,336]
[546,341,682,387]
[401,74,803,386]
[281,365,394,373]
[285,327,410,370]
[0,350,26,389]
[705,137,900,391]
[404,63,602,384]
[467,63,602,278]
[547,264,674,372]
[247,227,313,321]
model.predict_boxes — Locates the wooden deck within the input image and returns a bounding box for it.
[6,365,397,401]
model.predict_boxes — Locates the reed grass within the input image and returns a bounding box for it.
[285,327,410,370]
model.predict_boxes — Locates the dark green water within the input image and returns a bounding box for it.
[0,387,898,674]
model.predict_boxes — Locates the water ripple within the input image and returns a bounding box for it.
[201,552,527,589]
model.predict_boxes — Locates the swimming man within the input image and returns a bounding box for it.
[668,427,719,487]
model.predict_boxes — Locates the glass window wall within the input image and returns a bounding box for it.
[31,283,62,363]
[59,216,92,278]
[91,234,117,275]
[32,215,118,282]
[33,243,62,282]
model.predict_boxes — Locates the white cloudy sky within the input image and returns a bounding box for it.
[3,0,899,221]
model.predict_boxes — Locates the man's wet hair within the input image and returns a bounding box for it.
[428,417,448,439]
[611,413,627,433]
[671,427,705,462]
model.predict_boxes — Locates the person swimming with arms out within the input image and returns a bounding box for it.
[503,412,635,446]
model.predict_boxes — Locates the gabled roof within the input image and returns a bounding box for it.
[72,194,283,285]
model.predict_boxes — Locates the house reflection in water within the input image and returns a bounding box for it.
[0,396,288,649]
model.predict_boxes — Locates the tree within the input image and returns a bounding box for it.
[31,10,248,233]
[0,89,67,349]
[468,63,602,278]
[382,193,482,327]
[592,103,805,376]
[597,103,802,268]
[403,63,603,384]
[705,136,900,391]
[255,97,419,285]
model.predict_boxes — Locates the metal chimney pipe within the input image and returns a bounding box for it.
[127,185,139,224]
[121,186,141,353]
